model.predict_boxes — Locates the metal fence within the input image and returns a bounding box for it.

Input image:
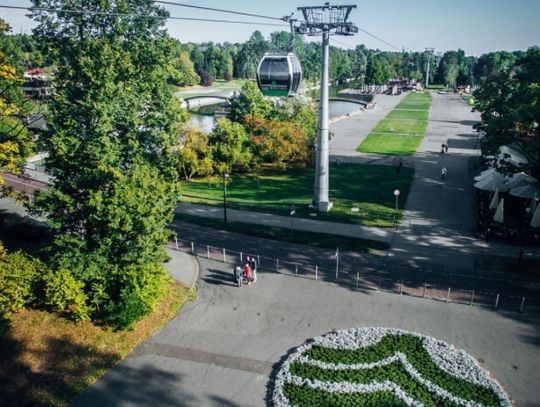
[169,237,535,314]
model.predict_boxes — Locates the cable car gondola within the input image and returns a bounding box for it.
[256,53,302,97]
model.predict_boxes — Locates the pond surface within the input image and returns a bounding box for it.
[188,100,363,132]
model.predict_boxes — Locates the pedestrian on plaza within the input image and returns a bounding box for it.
[396,158,403,174]
[249,256,258,283]
[234,265,243,288]
[441,166,447,180]
[440,144,445,154]
[244,262,252,286]
[445,143,449,153]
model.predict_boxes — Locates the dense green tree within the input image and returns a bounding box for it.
[0,18,33,188]
[29,0,186,328]
[228,81,272,124]
[209,118,252,174]
[474,47,540,175]
[177,127,213,180]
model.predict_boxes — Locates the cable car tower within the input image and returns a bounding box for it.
[296,3,358,212]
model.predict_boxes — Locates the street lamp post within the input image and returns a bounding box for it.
[394,189,400,211]
[223,173,229,224]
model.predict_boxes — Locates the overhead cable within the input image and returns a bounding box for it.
[153,0,284,22]
[0,4,286,26]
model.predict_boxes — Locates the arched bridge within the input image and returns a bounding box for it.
[181,95,231,109]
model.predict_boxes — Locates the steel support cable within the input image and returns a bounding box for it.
[153,0,284,22]
[0,4,286,26]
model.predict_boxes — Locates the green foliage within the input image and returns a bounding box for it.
[228,81,272,124]
[105,263,169,330]
[474,47,540,174]
[209,118,252,174]
[44,268,90,322]
[29,0,185,328]
[177,127,214,180]
[0,250,44,317]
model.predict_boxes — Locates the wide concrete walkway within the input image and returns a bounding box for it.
[70,257,540,407]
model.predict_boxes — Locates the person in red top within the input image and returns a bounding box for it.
[244,263,252,286]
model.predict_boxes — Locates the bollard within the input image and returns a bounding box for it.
[223,248,226,263]
[295,263,298,276]
[257,255,260,268]
[446,287,451,303]
[240,252,243,262]
[423,283,426,298]
[276,259,279,273]
[315,265,318,281]
[494,293,500,309]
[470,290,475,306]
[520,297,526,313]
[191,241,195,255]
[207,245,210,259]
[399,279,403,295]
[356,272,359,289]
[175,237,178,251]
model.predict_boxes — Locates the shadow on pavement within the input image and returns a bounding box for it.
[202,268,237,287]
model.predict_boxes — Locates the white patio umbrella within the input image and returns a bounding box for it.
[531,203,540,228]
[509,184,540,199]
[493,198,504,223]
[489,188,500,210]
[474,168,506,182]
[498,145,529,166]
[530,193,538,215]
[503,172,537,189]
[474,177,509,192]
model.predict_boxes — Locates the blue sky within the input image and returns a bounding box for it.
[1,0,540,55]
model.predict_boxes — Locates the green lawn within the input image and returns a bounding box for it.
[357,92,431,155]
[173,79,248,99]
[180,164,414,227]
[372,118,427,135]
[357,133,424,155]
[386,109,429,121]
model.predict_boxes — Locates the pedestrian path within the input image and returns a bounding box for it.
[175,202,393,243]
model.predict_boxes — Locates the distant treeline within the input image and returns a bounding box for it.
[2,29,527,87]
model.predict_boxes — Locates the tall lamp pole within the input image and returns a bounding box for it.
[223,172,229,223]
[425,47,434,88]
[297,3,358,212]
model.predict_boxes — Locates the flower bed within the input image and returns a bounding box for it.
[272,328,511,407]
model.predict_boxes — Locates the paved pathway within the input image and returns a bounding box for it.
[70,257,540,407]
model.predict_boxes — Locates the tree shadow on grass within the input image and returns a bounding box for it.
[0,318,195,407]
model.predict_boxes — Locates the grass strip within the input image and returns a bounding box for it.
[173,212,389,253]
[305,334,501,406]
[358,134,423,155]
[180,164,414,227]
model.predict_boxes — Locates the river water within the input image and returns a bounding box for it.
[188,99,364,132]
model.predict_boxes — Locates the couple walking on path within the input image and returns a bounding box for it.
[233,256,257,287]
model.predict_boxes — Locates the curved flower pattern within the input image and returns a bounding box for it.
[272,328,511,407]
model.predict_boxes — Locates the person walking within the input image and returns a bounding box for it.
[441,166,447,180]
[445,143,449,153]
[249,256,257,283]
[244,262,252,286]
[234,265,243,288]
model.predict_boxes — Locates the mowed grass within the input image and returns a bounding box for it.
[358,133,424,155]
[1,281,191,407]
[358,92,431,155]
[180,164,414,227]
[386,109,429,121]
[372,118,428,135]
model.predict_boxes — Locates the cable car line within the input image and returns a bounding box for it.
[356,27,400,51]
[0,4,287,26]
[153,0,285,22]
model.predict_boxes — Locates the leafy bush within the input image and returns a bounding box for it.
[0,250,45,317]
[44,268,90,322]
[106,263,169,329]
